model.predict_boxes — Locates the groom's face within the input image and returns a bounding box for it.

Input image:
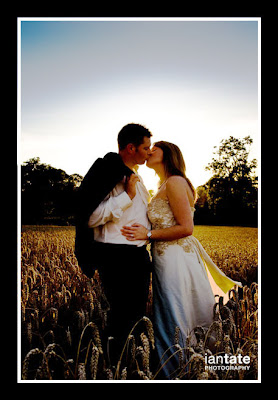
[134,136,152,165]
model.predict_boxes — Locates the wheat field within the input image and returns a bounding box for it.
[20,225,258,381]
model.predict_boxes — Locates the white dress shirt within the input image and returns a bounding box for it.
[88,173,151,247]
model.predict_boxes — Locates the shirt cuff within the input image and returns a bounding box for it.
[115,191,133,212]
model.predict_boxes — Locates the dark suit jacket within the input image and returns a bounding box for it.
[75,152,133,277]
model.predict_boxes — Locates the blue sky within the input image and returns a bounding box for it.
[19,18,259,190]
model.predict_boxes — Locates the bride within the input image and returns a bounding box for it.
[121,141,242,379]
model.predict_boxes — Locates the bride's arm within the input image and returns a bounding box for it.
[121,176,194,241]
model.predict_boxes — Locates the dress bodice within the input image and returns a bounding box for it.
[147,197,195,256]
[147,197,195,230]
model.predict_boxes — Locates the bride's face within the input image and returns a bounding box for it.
[146,146,164,169]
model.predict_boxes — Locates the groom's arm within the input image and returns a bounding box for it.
[88,173,140,228]
[88,190,132,228]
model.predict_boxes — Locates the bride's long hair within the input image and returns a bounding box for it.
[154,141,197,203]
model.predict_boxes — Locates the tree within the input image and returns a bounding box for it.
[21,158,83,225]
[194,185,212,225]
[195,136,258,226]
[205,136,257,181]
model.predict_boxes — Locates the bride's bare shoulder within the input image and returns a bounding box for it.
[166,175,187,188]
[166,175,194,204]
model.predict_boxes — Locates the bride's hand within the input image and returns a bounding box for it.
[121,223,149,241]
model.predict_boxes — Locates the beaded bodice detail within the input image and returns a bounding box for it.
[147,197,195,256]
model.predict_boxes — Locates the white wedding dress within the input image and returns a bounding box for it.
[147,197,242,379]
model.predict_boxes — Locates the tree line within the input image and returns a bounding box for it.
[21,158,82,225]
[21,136,258,227]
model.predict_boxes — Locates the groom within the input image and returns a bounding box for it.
[75,123,153,359]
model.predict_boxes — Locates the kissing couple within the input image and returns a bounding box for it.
[75,123,242,379]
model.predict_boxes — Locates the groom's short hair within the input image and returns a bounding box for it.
[118,123,152,150]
